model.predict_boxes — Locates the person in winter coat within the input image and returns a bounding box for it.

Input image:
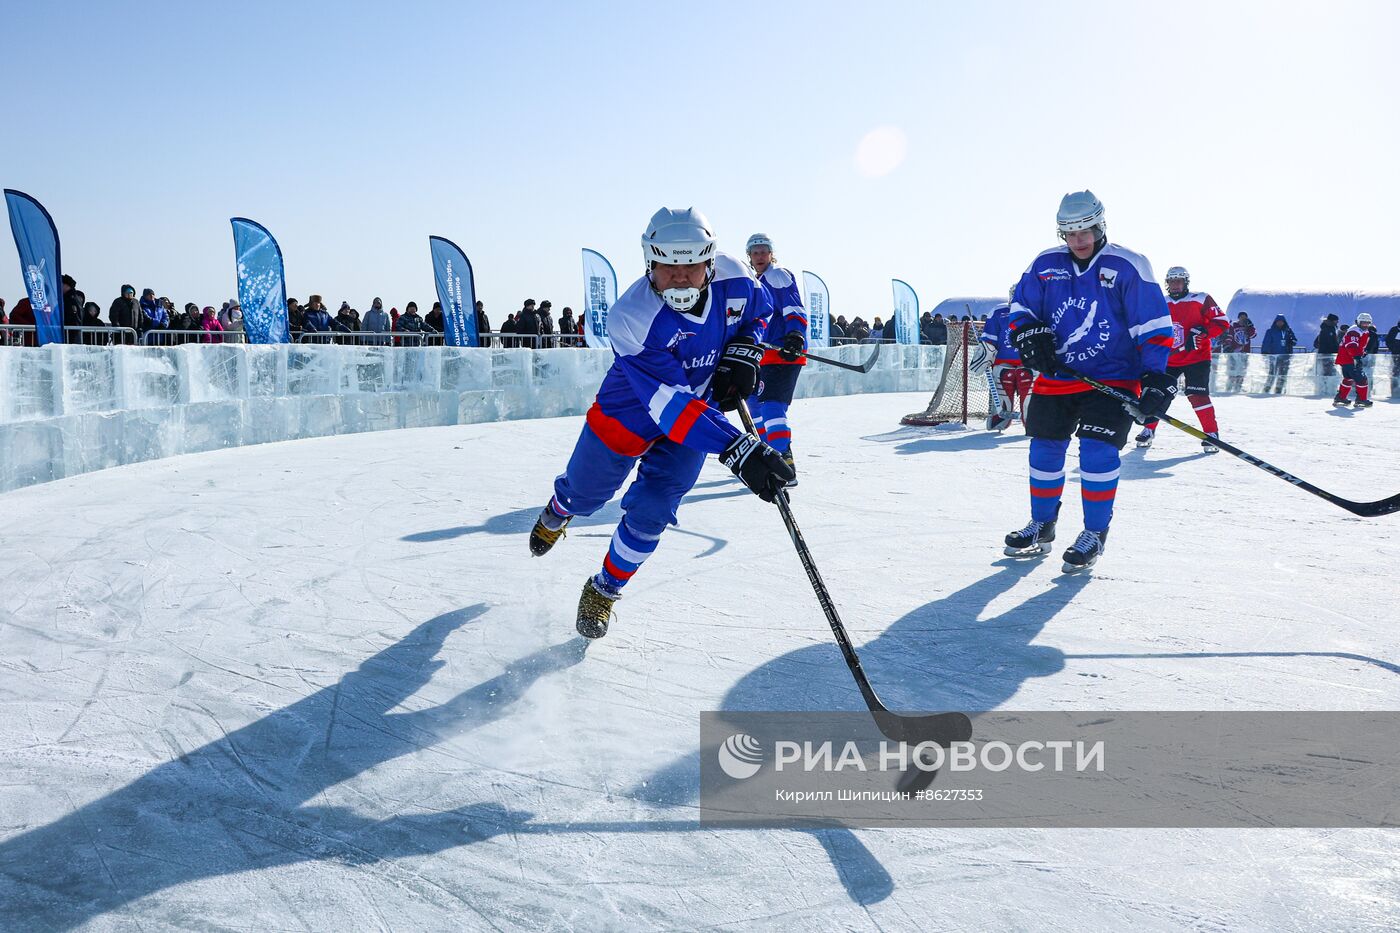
[559,306,576,344]
[501,312,517,348]
[1314,314,1341,354]
[538,300,556,347]
[108,285,140,335]
[285,298,305,341]
[1387,321,1400,397]
[918,312,934,344]
[514,299,542,348]
[218,299,245,343]
[200,306,224,343]
[1222,312,1256,391]
[424,301,445,334]
[1259,315,1297,393]
[335,302,361,335]
[829,318,845,341]
[1312,313,1341,392]
[474,300,492,346]
[882,317,897,342]
[9,297,37,346]
[169,302,197,341]
[928,313,949,346]
[81,301,105,344]
[362,298,391,346]
[302,295,347,340]
[393,301,427,345]
[61,274,84,334]
[139,288,170,344]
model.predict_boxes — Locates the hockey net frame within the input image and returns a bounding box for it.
[900,321,998,426]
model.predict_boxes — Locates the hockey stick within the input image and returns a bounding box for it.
[757,340,881,373]
[1062,366,1400,518]
[736,398,973,749]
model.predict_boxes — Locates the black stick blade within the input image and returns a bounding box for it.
[1350,493,1400,518]
[871,710,972,747]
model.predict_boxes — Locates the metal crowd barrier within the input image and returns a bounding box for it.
[140,328,246,346]
[0,324,139,346]
[297,330,443,346]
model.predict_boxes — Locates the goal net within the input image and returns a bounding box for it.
[900,321,998,426]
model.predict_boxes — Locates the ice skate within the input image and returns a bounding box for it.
[1004,516,1057,557]
[1061,529,1108,574]
[576,576,621,639]
[529,505,571,556]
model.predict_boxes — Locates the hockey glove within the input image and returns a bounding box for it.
[1186,324,1208,350]
[1132,371,1178,423]
[778,330,806,362]
[721,433,796,503]
[1012,323,1060,375]
[710,337,764,411]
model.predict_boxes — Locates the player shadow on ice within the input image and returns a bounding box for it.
[400,479,744,557]
[859,426,1027,457]
[1069,650,1400,677]
[0,604,590,931]
[624,558,1089,906]
[1116,450,1201,483]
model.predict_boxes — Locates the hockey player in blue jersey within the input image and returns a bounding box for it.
[528,208,794,637]
[745,233,807,482]
[980,287,1032,432]
[1003,191,1174,573]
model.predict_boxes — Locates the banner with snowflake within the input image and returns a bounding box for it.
[230,218,290,344]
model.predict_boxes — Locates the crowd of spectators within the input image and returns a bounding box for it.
[827,311,985,345]
[0,280,592,348]
[2,282,1398,384]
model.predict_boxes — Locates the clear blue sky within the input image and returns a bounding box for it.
[4,0,1397,322]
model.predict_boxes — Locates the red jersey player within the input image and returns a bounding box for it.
[1134,266,1228,452]
[1333,312,1374,408]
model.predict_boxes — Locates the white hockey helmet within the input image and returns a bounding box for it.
[1357,311,1373,327]
[642,207,717,312]
[1056,190,1106,239]
[746,233,774,254]
[642,207,717,268]
[1165,266,1189,282]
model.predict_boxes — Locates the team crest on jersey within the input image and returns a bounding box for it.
[1098,268,1118,289]
[1038,267,1071,282]
[725,299,747,324]
[666,330,698,349]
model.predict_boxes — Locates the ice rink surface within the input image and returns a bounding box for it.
[2,392,1397,931]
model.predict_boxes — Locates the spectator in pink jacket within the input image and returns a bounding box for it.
[200,306,225,344]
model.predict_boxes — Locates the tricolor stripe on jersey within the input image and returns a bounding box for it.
[647,383,711,446]
[1129,314,1174,349]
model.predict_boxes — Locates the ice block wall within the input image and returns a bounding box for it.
[0,343,950,493]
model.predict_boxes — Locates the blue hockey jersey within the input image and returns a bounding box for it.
[756,265,807,366]
[588,253,772,456]
[1009,243,1172,395]
[979,303,1020,365]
